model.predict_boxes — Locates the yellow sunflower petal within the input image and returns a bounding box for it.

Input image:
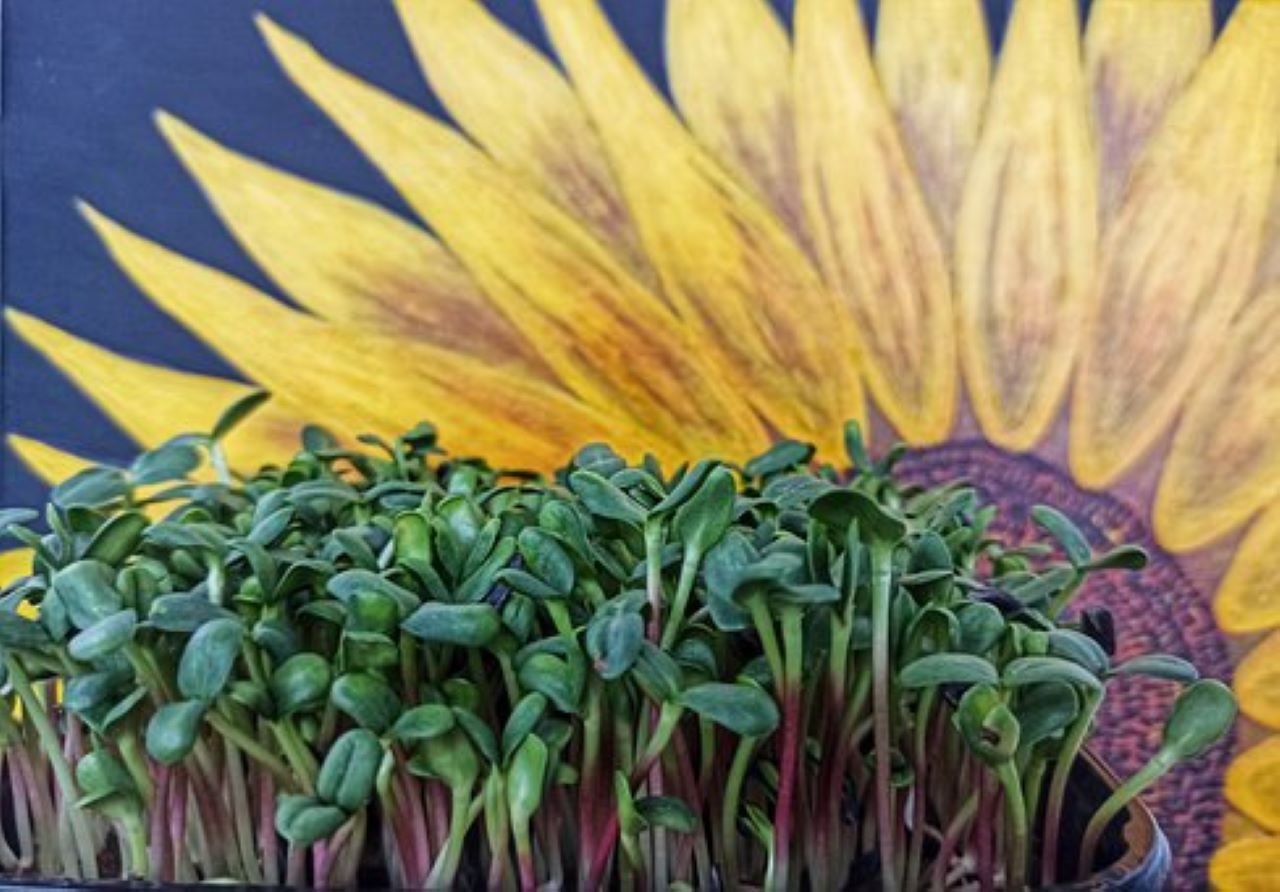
[0,550,34,587]
[1212,836,1280,892]
[82,206,656,470]
[393,0,652,285]
[1071,0,1280,488]
[792,0,955,444]
[1154,286,1280,550]
[1084,0,1213,216]
[666,0,808,245]
[6,308,301,466]
[1226,736,1280,832]
[954,0,1098,452]
[1256,173,1280,295]
[873,0,990,238]
[1221,810,1269,845]
[7,435,95,484]
[1236,629,1280,730]
[154,113,543,375]
[255,15,762,458]
[1216,507,1280,634]
[534,0,862,455]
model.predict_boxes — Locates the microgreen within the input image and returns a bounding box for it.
[0,409,1231,889]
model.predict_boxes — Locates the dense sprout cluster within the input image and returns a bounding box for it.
[0,396,1234,889]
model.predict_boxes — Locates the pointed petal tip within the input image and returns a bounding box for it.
[80,206,158,265]
[7,434,96,486]
[152,108,202,151]
[77,201,123,245]
[74,198,106,228]
[255,13,312,61]
[6,306,54,343]
[252,11,283,41]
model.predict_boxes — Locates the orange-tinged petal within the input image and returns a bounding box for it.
[1154,286,1280,550]
[874,0,990,239]
[1212,836,1280,891]
[666,0,808,245]
[792,0,955,444]
[1071,0,1280,488]
[0,550,34,587]
[534,0,861,456]
[1216,507,1280,634]
[155,113,544,375]
[955,0,1098,452]
[6,308,301,467]
[1221,810,1269,845]
[7,434,95,484]
[393,0,652,285]
[256,16,762,458]
[82,206,655,470]
[1236,629,1280,730]
[1225,736,1280,832]
[1085,0,1213,216]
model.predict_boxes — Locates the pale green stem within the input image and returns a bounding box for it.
[721,736,757,892]
[869,542,898,892]
[426,785,472,889]
[1077,753,1171,879]
[1041,691,1102,886]
[224,737,263,883]
[997,762,1029,891]
[659,549,701,651]
[644,522,664,643]
[206,711,295,789]
[5,657,98,879]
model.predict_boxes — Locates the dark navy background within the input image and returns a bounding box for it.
[0,0,1239,509]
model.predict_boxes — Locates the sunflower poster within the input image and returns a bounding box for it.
[1,0,1277,888]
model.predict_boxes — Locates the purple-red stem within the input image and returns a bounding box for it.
[774,687,802,886]
[391,754,430,884]
[387,776,425,887]
[12,747,48,869]
[150,764,172,882]
[258,768,279,885]
[670,729,703,877]
[8,752,33,869]
[168,768,188,882]
[427,779,449,857]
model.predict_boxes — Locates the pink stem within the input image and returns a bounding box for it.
[312,841,329,890]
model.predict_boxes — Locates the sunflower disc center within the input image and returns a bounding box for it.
[897,440,1232,883]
